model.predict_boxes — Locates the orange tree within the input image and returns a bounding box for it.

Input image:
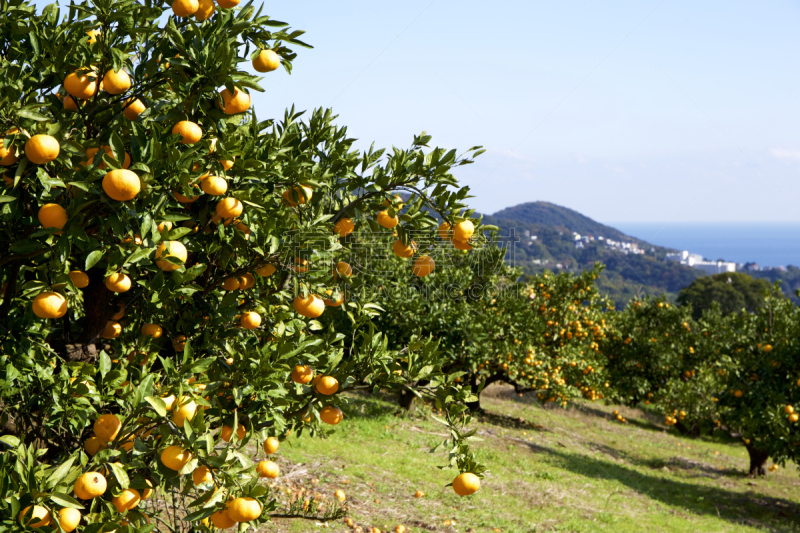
[0,0,486,529]
[357,247,613,412]
[481,264,613,410]
[715,288,800,476]
[603,297,708,432]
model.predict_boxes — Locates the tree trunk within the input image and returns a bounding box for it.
[675,420,700,437]
[398,389,416,414]
[79,268,114,342]
[744,442,769,477]
[466,373,483,412]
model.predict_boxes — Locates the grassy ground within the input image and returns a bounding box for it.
[258,384,800,533]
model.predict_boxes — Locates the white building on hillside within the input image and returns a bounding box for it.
[665,250,736,274]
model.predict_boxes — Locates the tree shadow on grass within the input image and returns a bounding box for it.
[587,442,747,480]
[533,444,800,532]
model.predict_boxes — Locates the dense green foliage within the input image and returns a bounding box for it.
[0,0,487,529]
[676,272,776,319]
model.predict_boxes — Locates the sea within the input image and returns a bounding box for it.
[608,222,800,269]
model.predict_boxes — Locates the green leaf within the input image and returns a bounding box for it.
[17,109,50,121]
[165,227,192,240]
[108,462,130,489]
[49,492,83,509]
[0,195,16,203]
[98,352,111,378]
[145,396,167,418]
[85,249,104,270]
[45,455,76,489]
[124,246,154,266]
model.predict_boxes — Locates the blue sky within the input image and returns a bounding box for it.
[35,0,800,222]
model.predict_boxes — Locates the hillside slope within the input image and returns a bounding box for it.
[265,387,800,533]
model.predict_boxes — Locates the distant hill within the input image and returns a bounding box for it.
[490,202,640,244]
[480,201,701,307]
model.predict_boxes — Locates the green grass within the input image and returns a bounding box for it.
[259,384,800,533]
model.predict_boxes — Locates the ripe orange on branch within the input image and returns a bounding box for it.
[25,134,60,164]
[257,460,280,478]
[102,169,140,201]
[32,292,68,319]
[452,472,480,496]
[172,120,203,144]
[292,365,314,384]
[155,241,188,271]
[220,86,251,115]
[294,293,325,318]
[64,70,98,99]
[103,69,131,94]
[38,203,68,230]
[253,49,280,72]
[74,472,107,499]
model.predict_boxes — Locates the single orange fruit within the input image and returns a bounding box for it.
[226,497,262,522]
[32,292,68,319]
[216,197,243,219]
[452,472,480,496]
[38,203,68,230]
[64,70,98,99]
[220,423,246,442]
[413,255,435,277]
[263,436,280,454]
[155,241,188,271]
[94,413,122,441]
[253,49,280,72]
[195,0,215,19]
[141,323,163,338]
[257,460,280,478]
[102,168,140,201]
[192,465,213,486]
[392,240,417,258]
[112,488,141,513]
[201,175,227,195]
[123,98,145,120]
[57,508,81,532]
[293,293,325,318]
[161,445,192,471]
[103,69,131,94]
[210,509,236,528]
[452,220,475,241]
[19,505,51,528]
[219,87,251,115]
[238,272,256,289]
[172,120,202,144]
[376,210,398,228]
[100,321,122,339]
[281,185,313,207]
[105,272,131,292]
[315,376,339,396]
[240,311,261,329]
[74,472,107,499]
[172,0,199,17]
[291,365,313,384]
[255,264,276,277]
[333,217,355,237]
[25,134,60,164]
[320,406,343,425]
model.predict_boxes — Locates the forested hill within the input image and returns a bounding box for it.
[491,202,639,244]
[481,202,702,306]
